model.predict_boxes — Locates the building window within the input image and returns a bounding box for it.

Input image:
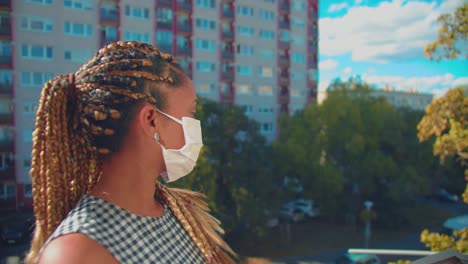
[237,44,254,56]
[23,159,31,169]
[241,105,253,115]
[20,16,53,32]
[259,9,274,21]
[24,184,32,198]
[21,72,54,87]
[157,8,172,23]
[237,26,254,37]
[291,88,305,97]
[64,22,93,37]
[24,0,52,5]
[195,39,216,51]
[0,99,12,114]
[292,35,305,46]
[280,30,290,41]
[0,70,12,86]
[292,0,306,10]
[196,0,215,8]
[258,106,275,113]
[259,30,275,40]
[21,45,53,60]
[23,101,38,115]
[292,18,305,28]
[64,49,94,63]
[236,84,253,94]
[0,41,11,58]
[196,83,216,94]
[195,61,216,72]
[236,65,253,76]
[195,18,216,30]
[124,5,149,20]
[258,85,273,95]
[23,128,34,143]
[236,5,254,16]
[156,31,173,44]
[124,31,150,43]
[291,53,305,63]
[258,66,273,77]
[64,0,93,10]
[260,123,273,134]
[0,183,16,200]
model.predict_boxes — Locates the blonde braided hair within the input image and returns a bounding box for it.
[25,41,236,264]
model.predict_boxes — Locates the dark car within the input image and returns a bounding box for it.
[0,217,35,245]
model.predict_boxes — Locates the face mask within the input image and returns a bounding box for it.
[154,109,203,183]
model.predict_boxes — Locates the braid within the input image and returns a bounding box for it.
[25,41,234,263]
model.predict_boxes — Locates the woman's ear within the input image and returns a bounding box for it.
[136,104,161,139]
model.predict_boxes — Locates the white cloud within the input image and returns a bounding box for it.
[343,67,353,75]
[319,59,339,70]
[328,3,349,13]
[320,0,465,63]
[355,0,363,5]
[362,73,468,96]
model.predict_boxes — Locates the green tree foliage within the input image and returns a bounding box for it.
[275,78,434,227]
[171,98,281,238]
[417,87,468,252]
[424,3,468,61]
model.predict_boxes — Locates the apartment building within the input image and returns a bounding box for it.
[0,0,318,210]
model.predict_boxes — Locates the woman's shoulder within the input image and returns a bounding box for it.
[37,233,119,264]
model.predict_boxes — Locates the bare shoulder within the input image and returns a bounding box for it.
[37,233,118,264]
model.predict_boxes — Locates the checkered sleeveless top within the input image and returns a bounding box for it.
[45,194,206,264]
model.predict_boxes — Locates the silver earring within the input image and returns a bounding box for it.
[154,132,160,141]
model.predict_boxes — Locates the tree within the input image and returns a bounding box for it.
[171,98,281,239]
[424,3,468,61]
[417,87,468,252]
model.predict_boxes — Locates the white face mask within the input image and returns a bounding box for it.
[154,109,203,183]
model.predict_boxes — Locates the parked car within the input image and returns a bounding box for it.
[0,217,35,245]
[433,188,459,203]
[333,253,380,264]
[283,198,320,219]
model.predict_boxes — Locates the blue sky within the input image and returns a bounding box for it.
[318,0,467,96]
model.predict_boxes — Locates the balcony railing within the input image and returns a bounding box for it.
[222,50,234,60]
[0,55,11,66]
[0,139,13,152]
[221,70,234,80]
[0,82,11,94]
[177,22,192,33]
[0,112,13,124]
[221,92,234,102]
[158,0,172,7]
[0,0,11,8]
[280,3,290,12]
[177,1,192,11]
[280,72,290,83]
[100,11,119,23]
[280,22,290,30]
[222,30,234,39]
[0,165,14,181]
[279,40,290,50]
[158,44,172,53]
[279,55,289,66]
[177,46,192,55]
[157,20,172,29]
[222,9,234,19]
[101,36,118,47]
[279,94,290,104]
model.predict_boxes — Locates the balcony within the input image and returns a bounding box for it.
[279,40,290,50]
[0,55,11,67]
[221,30,234,40]
[101,36,118,47]
[279,55,289,66]
[177,0,192,11]
[0,0,11,9]
[222,9,234,19]
[280,3,290,12]
[0,139,13,152]
[157,20,172,30]
[0,82,11,95]
[279,94,290,104]
[158,0,172,7]
[0,165,14,181]
[0,112,12,124]
[221,70,234,80]
[280,72,290,84]
[177,22,192,34]
[177,46,192,56]
[222,50,234,60]
[221,92,234,102]
[158,43,172,53]
[280,22,290,30]
[100,10,119,24]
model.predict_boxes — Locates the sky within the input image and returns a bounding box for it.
[318,0,468,97]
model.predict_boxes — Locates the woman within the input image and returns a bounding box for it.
[25,41,236,264]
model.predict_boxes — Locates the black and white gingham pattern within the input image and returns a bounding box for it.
[45,195,206,264]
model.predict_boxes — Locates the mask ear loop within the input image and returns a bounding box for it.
[156,109,183,125]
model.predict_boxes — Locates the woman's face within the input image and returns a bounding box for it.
[158,78,198,150]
